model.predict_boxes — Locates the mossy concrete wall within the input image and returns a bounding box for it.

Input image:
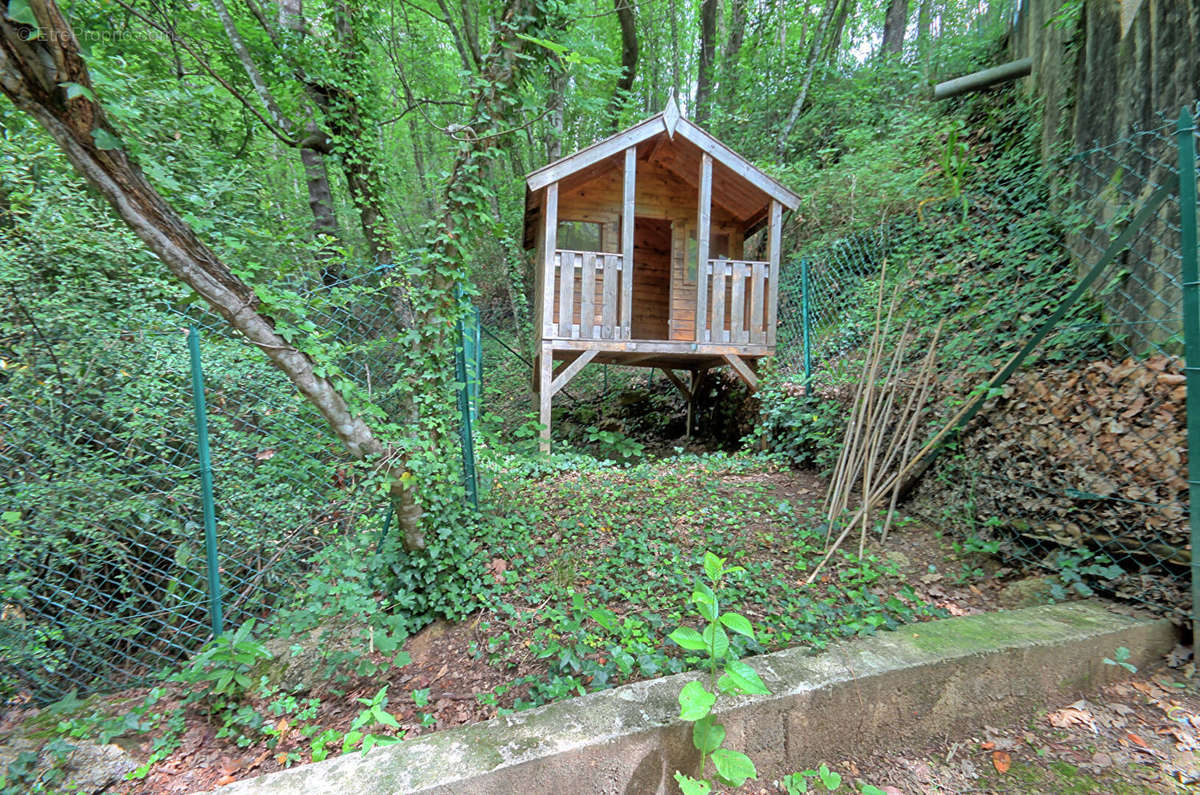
[213,602,1174,795]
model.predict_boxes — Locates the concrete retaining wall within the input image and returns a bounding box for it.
[214,602,1174,795]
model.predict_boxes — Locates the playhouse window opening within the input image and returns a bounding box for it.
[557,220,602,252]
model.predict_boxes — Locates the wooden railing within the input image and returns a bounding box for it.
[549,249,627,340]
[698,259,774,344]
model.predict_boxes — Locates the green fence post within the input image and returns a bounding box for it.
[801,257,812,384]
[187,325,224,638]
[1177,108,1200,651]
[454,291,479,509]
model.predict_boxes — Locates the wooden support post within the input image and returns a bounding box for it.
[695,153,713,343]
[539,342,554,453]
[766,199,782,346]
[621,147,636,340]
[542,183,559,338]
[551,350,597,396]
[686,369,705,437]
[659,368,691,400]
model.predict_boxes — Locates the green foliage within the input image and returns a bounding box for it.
[670,552,768,792]
[173,620,272,704]
[1102,647,1137,674]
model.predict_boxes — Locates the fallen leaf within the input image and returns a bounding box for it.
[980,741,995,750]
[216,775,237,786]
[1126,731,1148,747]
[275,753,288,765]
[1048,706,1096,730]
[992,751,1011,774]
[255,448,276,461]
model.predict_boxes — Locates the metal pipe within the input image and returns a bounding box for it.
[1176,108,1199,652]
[933,58,1033,100]
[188,325,224,638]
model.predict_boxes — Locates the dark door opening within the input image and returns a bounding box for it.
[632,217,670,340]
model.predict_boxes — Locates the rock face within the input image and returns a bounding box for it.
[1009,0,1199,355]
[0,735,139,794]
[1011,0,1200,160]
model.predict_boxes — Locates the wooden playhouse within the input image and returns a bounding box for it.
[524,99,800,449]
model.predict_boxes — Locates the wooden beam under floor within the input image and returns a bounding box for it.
[723,353,759,392]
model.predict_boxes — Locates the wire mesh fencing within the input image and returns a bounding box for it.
[775,104,1198,625]
[0,266,480,702]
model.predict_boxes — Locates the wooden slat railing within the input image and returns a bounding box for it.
[550,250,626,340]
[699,259,771,344]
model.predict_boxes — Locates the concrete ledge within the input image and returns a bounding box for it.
[214,602,1175,795]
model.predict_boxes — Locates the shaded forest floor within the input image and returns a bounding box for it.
[1,456,1188,793]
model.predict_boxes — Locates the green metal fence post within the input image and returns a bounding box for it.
[1176,108,1200,651]
[187,325,224,638]
[801,258,812,383]
[454,292,479,509]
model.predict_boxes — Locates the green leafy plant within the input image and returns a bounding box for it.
[668,552,770,794]
[1102,646,1137,674]
[173,620,272,704]
[781,763,843,792]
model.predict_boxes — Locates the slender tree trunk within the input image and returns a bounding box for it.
[669,0,680,104]
[212,0,343,276]
[694,0,718,123]
[545,66,565,161]
[917,0,933,78]
[720,0,749,106]
[607,0,638,130]
[777,0,838,157]
[822,0,854,63]
[880,0,910,57]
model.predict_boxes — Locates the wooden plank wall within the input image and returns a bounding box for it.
[556,157,742,342]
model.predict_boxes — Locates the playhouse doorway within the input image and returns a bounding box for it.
[631,217,670,340]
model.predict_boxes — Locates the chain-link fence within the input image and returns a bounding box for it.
[0,267,480,702]
[776,104,1198,627]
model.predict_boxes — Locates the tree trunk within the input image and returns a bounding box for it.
[694,0,718,123]
[545,65,565,161]
[917,0,933,78]
[881,0,910,57]
[606,0,638,130]
[822,0,855,63]
[212,0,343,277]
[0,0,429,545]
[777,0,839,157]
[720,0,749,106]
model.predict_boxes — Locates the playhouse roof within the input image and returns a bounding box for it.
[523,98,800,244]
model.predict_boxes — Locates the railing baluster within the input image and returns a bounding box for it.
[580,251,595,338]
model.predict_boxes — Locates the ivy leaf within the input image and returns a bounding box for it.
[669,626,707,652]
[691,715,725,753]
[678,680,715,721]
[710,748,757,787]
[719,612,755,640]
[92,128,122,151]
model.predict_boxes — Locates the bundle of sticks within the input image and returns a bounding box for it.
[808,267,942,583]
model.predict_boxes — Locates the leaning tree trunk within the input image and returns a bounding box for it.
[777,0,839,157]
[0,0,429,547]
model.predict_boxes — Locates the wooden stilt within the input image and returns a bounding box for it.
[539,342,553,453]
